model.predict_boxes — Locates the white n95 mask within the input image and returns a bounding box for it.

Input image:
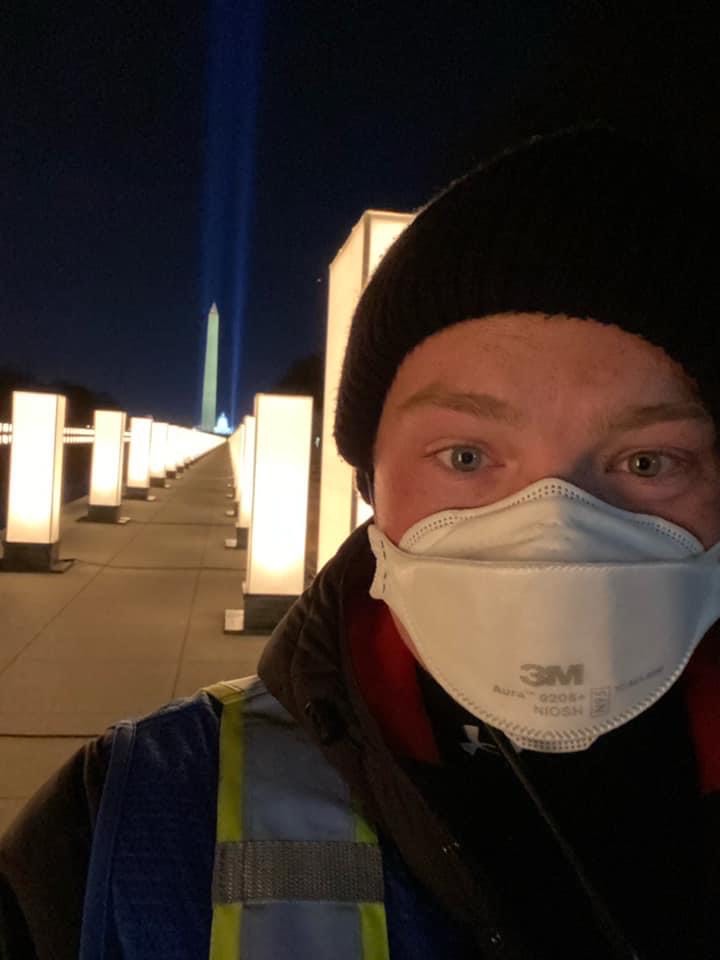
[368,478,720,753]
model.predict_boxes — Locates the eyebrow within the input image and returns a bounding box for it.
[398,383,712,434]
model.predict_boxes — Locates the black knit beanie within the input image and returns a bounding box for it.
[334,126,720,498]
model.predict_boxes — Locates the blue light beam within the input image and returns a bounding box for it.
[199,0,266,428]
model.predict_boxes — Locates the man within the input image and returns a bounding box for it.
[2,126,719,958]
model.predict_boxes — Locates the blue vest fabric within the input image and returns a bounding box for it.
[78,688,475,959]
[79,694,219,959]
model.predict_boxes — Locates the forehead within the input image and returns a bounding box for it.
[384,312,696,406]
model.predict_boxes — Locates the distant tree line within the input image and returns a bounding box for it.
[272,354,323,410]
[0,366,119,426]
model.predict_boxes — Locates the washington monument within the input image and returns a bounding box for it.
[201,303,219,431]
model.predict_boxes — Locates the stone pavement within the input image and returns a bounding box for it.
[0,444,268,835]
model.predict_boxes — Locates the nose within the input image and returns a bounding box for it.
[515,453,623,508]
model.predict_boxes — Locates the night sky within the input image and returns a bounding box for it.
[2,1,717,427]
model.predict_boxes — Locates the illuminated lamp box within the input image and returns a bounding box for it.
[149,422,169,487]
[172,427,186,475]
[243,394,312,632]
[223,422,245,534]
[317,210,412,570]
[87,410,127,523]
[2,391,68,572]
[165,425,180,479]
[238,414,256,547]
[126,416,154,499]
[224,415,255,550]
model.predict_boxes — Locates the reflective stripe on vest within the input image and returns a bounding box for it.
[204,678,390,960]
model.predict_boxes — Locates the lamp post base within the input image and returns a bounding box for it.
[1,541,72,573]
[125,487,156,501]
[223,527,248,550]
[224,608,245,632]
[238,593,297,634]
[82,505,130,524]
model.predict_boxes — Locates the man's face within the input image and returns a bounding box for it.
[373,313,720,548]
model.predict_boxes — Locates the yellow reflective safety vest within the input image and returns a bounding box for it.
[206,677,390,960]
[79,676,390,959]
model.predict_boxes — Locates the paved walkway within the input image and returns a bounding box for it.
[0,445,267,834]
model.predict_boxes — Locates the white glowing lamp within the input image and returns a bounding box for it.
[317,210,412,567]
[188,429,201,461]
[164,425,179,477]
[187,428,199,462]
[176,426,189,474]
[169,426,182,474]
[126,416,153,497]
[194,428,223,459]
[239,414,256,530]
[150,421,169,485]
[174,426,186,466]
[4,391,66,571]
[88,410,127,521]
[227,423,244,495]
[221,424,246,546]
[244,395,312,629]
[180,427,192,465]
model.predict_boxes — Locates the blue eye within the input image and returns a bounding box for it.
[436,446,485,472]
